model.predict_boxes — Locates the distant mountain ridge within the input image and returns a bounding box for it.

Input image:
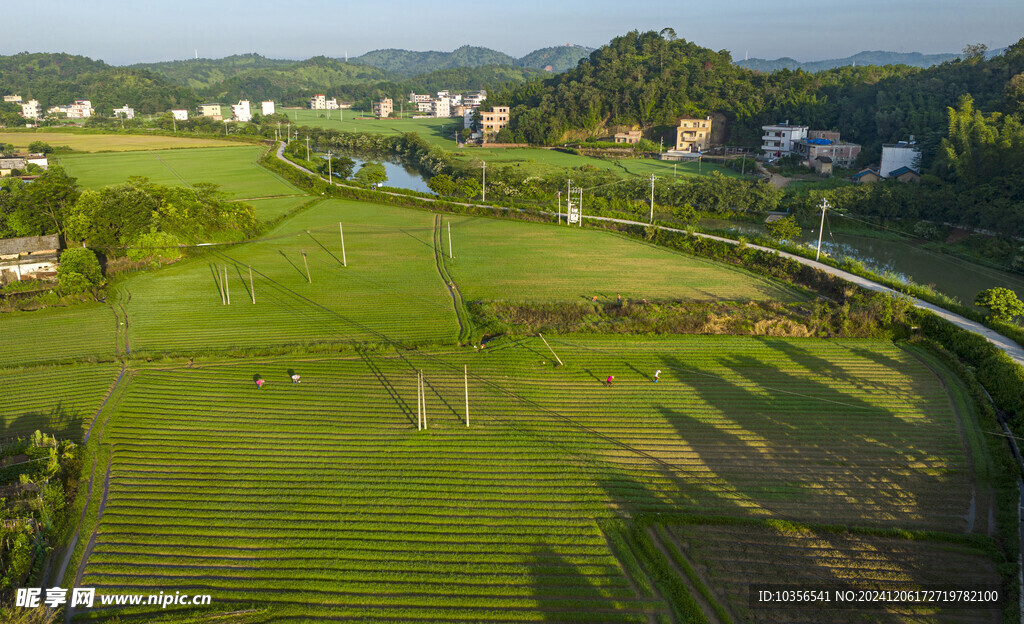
[736,48,1005,72]
[351,44,594,76]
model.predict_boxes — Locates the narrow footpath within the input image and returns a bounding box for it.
[273,143,1024,367]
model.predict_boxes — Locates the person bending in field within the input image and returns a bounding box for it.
[256,378,265,389]
[291,374,301,384]
[606,375,614,387]
[654,369,661,383]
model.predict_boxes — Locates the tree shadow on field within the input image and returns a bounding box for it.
[655,349,957,529]
[278,250,308,280]
[2,401,79,442]
[524,544,646,620]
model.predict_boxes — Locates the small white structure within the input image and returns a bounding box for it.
[880,139,922,178]
[113,105,135,120]
[67,99,93,119]
[261,101,275,116]
[309,94,339,110]
[463,109,475,129]
[20,100,40,119]
[231,100,252,123]
[3,94,22,103]
[761,121,808,159]
[171,109,188,121]
[24,153,48,169]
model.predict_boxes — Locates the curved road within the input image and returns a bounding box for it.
[274,142,1024,366]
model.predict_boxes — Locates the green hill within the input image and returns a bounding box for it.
[351,45,518,76]
[517,45,593,72]
[0,52,197,114]
[130,53,297,90]
[199,56,394,106]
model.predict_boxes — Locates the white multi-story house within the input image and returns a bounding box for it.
[113,105,135,120]
[67,100,93,119]
[232,100,252,123]
[761,121,808,159]
[416,101,433,113]
[20,100,40,119]
[309,94,339,110]
[431,97,450,119]
[464,90,487,107]
[171,109,188,121]
[409,92,432,105]
[261,101,275,116]
[880,139,922,178]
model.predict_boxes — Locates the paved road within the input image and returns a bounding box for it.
[274,143,1024,366]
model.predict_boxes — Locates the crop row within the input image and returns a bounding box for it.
[1,303,116,366]
[0,362,121,440]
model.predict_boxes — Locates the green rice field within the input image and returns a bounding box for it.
[0,135,1007,622]
[59,145,300,200]
[61,336,991,621]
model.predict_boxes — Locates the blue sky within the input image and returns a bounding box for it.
[4,0,1021,64]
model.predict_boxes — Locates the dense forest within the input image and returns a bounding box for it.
[0,53,198,114]
[351,45,593,75]
[493,31,1024,163]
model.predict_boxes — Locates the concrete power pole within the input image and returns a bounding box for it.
[649,174,656,223]
[481,161,486,202]
[816,199,829,261]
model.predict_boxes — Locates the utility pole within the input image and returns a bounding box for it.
[339,222,347,267]
[326,149,333,181]
[815,199,829,261]
[481,161,486,202]
[649,174,656,223]
[566,180,571,226]
[224,266,230,305]
[557,190,562,224]
[171,116,175,133]
[447,221,453,259]
[249,266,255,304]
[305,136,310,162]
[302,249,311,283]
[464,365,470,427]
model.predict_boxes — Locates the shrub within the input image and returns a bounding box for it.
[57,247,102,294]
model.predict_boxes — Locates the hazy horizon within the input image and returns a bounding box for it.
[3,0,1020,66]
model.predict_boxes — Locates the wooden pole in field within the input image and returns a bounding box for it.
[447,221,453,259]
[420,370,427,430]
[538,333,563,367]
[224,266,230,305]
[249,266,255,304]
[302,250,311,283]
[416,371,422,431]
[464,365,469,427]
[339,222,347,267]
[215,265,225,305]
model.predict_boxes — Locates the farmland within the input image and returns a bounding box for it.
[59,145,300,200]
[60,336,993,621]
[0,131,243,153]
[0,134,1009,622]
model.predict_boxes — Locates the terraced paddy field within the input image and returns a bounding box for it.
[442,215,802,303]
[0,132,244,153]
[58,145,299,200]
[62,336,994,622]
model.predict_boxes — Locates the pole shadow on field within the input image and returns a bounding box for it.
[422,376,460,422]
[357,350,415,424]
[278,250,307,279]
[305,231,344,267]
[234,265,253,300]
[208,263,223,298]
